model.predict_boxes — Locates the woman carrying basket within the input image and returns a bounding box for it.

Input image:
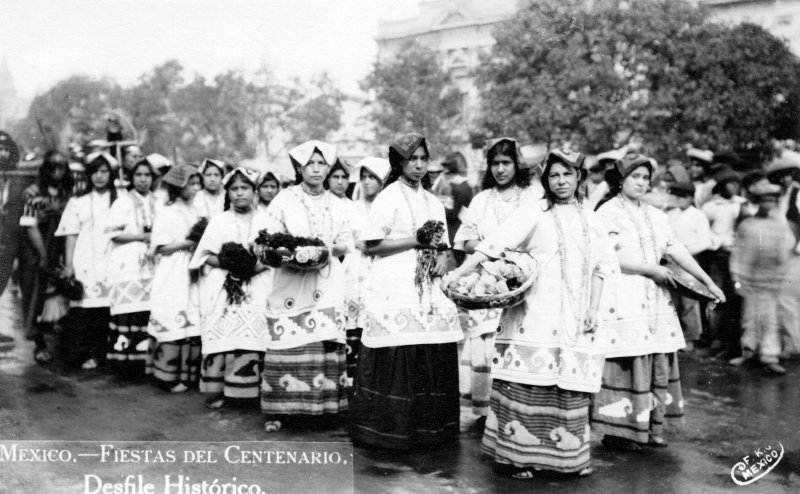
[446,150,618,478]
[452,137,536,428]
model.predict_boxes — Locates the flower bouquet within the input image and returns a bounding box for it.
[253,231,330,271]
[414,220,448,298]
[218,242,258,305]
[447,251,538,310]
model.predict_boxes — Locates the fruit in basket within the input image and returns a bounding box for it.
[453,254,535,298]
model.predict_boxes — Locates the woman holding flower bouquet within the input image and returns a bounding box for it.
[147,163,204,393]
[189,167,271,409]
[349,133,463,451]
[257,140,352,433]
[446,150,618,478]
[105,159,158,377]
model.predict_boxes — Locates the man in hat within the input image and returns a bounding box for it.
[439,152,473,265]
[701,168,746,358]
[729,181,795,374]
[766,150,800,356]
[667,180,713,351]
[687,147,715,207]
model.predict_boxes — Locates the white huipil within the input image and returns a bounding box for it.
[453,186,537,337]
[261,185,353,349]
[106,190,157,315]
[596,196,688,358]
[147,201,201,343]
[475,198,618,392]
[359,181,462,348]
[55,190,113,308]
[189,210,272,354]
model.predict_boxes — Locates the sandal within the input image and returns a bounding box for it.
[264,420,282,433]
[169,383,189,394]
[205,394,226,409]
[511,469,536,480]
[578,467,593,477]
[81,358,98,370]
[647,435,668,448]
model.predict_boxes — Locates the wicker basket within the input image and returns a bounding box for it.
[446,252,538,311]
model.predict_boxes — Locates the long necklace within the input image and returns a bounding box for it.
[398,179,429,233]
[618,196,660,334]
[293,186,333,243]
[551,203,591,343]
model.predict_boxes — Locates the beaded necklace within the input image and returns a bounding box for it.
[292,186,333,243]
[490,186,522,225]
[550,202,591,343]
[398,179,429,233]
[617,195,660,334]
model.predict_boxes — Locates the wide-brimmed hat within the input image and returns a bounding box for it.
[161,163,200,188]
[288,140,337,168]
[766,149,800,178]
[426,160,444,173]
[749,180,782,197]
[687,148,714,164]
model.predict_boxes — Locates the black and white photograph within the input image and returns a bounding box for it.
[0,0,799,492]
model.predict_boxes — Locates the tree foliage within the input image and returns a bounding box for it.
[477,0,800,161]
[362,41,462,153]
[11,60,344,164]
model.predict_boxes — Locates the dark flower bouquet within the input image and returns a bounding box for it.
[186,217,209,243]
[218,242,258,305]
[414,220,446,297]
[252,231,329,270]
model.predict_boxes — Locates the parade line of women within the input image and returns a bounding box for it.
[22,132,726,479]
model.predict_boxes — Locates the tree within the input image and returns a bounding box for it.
[15,76,124,152]
[285,72,345,144]
[477,0,800,161]
[362,41,462,152]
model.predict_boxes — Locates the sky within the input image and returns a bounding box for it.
[0,0,420,98]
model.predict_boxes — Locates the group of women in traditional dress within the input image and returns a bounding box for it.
[23,131,727,480]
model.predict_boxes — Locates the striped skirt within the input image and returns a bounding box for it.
[459,331,495,416]
[200,351,264,399]
[591,353,684,444]
[482,381,591,473]
[260,341,348,416]
[148,337,202,388]
[349,343,459,451]
[106,311,151,376]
